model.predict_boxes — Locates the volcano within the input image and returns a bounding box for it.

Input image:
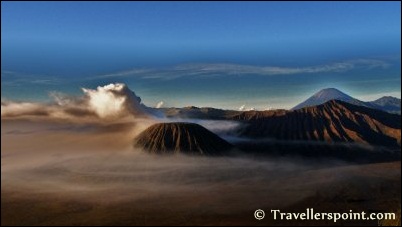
[134,122,233,155]
[291,88,368,110]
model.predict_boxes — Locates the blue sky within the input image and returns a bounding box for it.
[1,1,401,109]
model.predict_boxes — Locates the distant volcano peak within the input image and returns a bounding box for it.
[314,88,349,98]
[292,88,361,110]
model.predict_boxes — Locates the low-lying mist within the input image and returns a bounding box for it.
[0,119,345,201]
[2,118,401,225]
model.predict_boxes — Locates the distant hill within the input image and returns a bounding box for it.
[368,96,401,114]
[134,122,233,155]
[234,100,401,148]
[159,106,239,120]
[291,88,400,114]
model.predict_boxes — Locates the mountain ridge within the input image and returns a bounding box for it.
[235,100,401,147]
[291,88,400,114]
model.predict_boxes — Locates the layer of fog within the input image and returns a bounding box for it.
[3,119,399,214]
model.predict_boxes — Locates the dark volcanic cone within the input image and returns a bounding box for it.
[134,122,233,155]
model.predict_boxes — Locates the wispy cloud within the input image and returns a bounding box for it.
[1,70,62,86]
[344,77,401,85]
[0,70,19,76]
[92,58,390,80]
[94,69,152,79]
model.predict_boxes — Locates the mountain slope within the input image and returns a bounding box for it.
[369,96,401,114]
[134,122,233,155]
[235,100,401,147]
[291,88,369,110]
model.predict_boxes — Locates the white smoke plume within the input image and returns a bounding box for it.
[82,83,146,118]
[155,101,164,109]
[238,104,255,111]
[1,83,150,122]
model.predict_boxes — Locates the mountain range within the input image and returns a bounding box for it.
[135,99,400,162]
[234,100,401,147]
[157,88,400,117]
[291,88,401,114]
[135,88,401,156]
